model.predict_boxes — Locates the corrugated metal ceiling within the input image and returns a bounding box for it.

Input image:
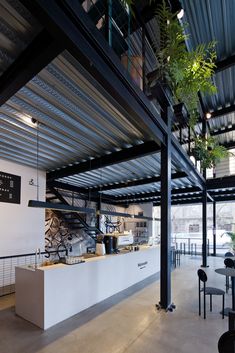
[57,153,180,189]
[181,0,235,60]
[0,42,195,194]
[201,67,235,112]
[0,50,147,170]
[181,0,235,148]
[0,18,194,199]
[101,176,196,197]
[2,0,229,204]
[0,0,41,77]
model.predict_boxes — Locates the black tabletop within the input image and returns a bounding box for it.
[215,268,235,277]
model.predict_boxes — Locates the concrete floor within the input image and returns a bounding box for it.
[0,256,230,353]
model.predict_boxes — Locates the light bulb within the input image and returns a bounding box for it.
[177,9,184,19]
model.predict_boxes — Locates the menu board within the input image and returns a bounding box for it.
[0,172,21,204]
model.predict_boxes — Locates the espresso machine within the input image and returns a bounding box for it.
[104,232,134,254]
[103,235,117,254]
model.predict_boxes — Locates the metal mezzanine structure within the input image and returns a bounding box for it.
[2,0,235,309]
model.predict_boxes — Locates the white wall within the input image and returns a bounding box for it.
[126,203,154,237]
[0,159,46,256]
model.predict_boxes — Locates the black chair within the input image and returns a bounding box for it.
[175,249,181,266]
[218,330,235,353]
[224,258,235,293]
[198,269,225,319]
[229,311,235,331]
[171,247,181,268]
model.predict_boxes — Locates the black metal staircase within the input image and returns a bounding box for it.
[46,187,102,240]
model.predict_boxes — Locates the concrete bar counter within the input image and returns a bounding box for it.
[15,246,160,329]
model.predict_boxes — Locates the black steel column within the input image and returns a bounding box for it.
[212,201,216,256]
[202,186,207,266]
[160,107,172,309]
[201,115,208,267]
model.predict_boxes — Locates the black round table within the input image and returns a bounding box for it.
[215,268,235,315]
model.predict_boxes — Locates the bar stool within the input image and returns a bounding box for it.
[198,269,225,319]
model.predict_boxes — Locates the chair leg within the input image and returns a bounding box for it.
[199,279,201,316]
[222,294,224,319]
[210,294,212,312]
[203,284,206,319]
[226,276,229,293]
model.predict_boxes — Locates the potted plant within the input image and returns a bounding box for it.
[147,2,231,168]
[148,1,217,127]
[223,232,235,254]
[193,136,229,170]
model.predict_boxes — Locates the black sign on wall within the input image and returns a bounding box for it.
[0,171,21,204]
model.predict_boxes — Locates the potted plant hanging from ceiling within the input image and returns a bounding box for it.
[148,0,217,127]
[146,0,230,169]
[193,135,230,170]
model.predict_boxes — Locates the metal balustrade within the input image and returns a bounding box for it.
[81,0,156,92]
[172,237,211,256]
[0,250,66,297]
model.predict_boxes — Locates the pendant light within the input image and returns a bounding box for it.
[28,119,95,214]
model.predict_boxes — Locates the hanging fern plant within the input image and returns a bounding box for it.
[122,0,227,170]
[153,1,217,127]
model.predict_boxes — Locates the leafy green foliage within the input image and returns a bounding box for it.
[154,2,217,126]
[193,136,229,169]
[120,0,133,8]
[224,232,235,252]
[152,2,229,169]
[120,0,134,12]
[122,1,227,170]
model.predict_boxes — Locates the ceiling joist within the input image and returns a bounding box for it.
[215,55,235,73]
[209,104,235,119]
[47,141,160,181]
[114,186,201,203]
[89,171,188,192]
[210,125,235,137]
[207,175,235,190]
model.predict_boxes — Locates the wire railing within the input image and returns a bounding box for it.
[0,250,67,297]
[172,237,211,256]
[81,0,156,92]
[173,236,231,256]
